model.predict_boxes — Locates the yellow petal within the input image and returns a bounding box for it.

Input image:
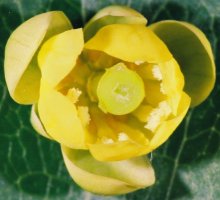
[88,108,149,161]
[84,5,147,41]
[132,104,154,123]
[56,58,91,92]
[144,80,167,107]
[144,101,172,132]
[85,24,172,63]
[89,141,148,161]
[38,79,87,149]
[4,11,72,104]
[159,58,184,94]
[159,58,184,114]
[12,57,41,104]
[135,63,161,81]
[148,92,191,152]
[30,104,52,139]
[62,146,155,195]
[87,5,147,22]
[38,29,84,87]
[82,49,120,70]
[150,20,215,107]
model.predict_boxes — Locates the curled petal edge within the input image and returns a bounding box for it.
[61,146,155,195]
[4,11,72,104]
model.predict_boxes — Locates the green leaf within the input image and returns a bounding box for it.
[0,0,219,199]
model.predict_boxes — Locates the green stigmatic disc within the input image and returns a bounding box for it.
[97,63,145,115]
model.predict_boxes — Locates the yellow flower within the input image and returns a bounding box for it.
[4,5,215,195]
[36,22,190,161]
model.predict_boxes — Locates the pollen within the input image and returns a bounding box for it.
[145,101,171,131]
[134,60,144,65]
[160,83,166,94]
[152,65,163,81]
[77,106,91,126]
[67,88,82,103]
[102,137,114,144]
[118,132,129,141]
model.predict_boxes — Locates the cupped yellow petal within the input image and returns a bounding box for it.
[90,127,149,162]
[144,80,167,107]
[84,24,172,63]
[137,58,184,115]
[82,49,120,70]
[135,63,161,81]
[4,11,72,104]
[150,20,215,107]
[144,101,172,133]
[87,5,147,22]
[84,5,147,41]
[89,141,148,161]
[159,58,184,95]
[148,92,191,152]
[159,58,184,114]
[30,104,52,139]
[38,29,84,87]
[56,58,92,92]
[88,108,149,161]
[62,146,155,195]
[13,57,41,104]
[38,79,87,149]
[132,104,154,123]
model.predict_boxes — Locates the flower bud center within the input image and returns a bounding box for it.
[96,63,145,115]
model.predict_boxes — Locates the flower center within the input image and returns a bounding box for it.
[91,62,145,115]
[113,83,130,102]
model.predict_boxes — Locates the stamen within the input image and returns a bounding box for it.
[152,65,163,81]
[144,101,171,131]
[118,132,129,141]
[77,106,91,126]
[134,60,144,65]
[67,88,82,103]
[102,137,114,144]
[160,83,166,94]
